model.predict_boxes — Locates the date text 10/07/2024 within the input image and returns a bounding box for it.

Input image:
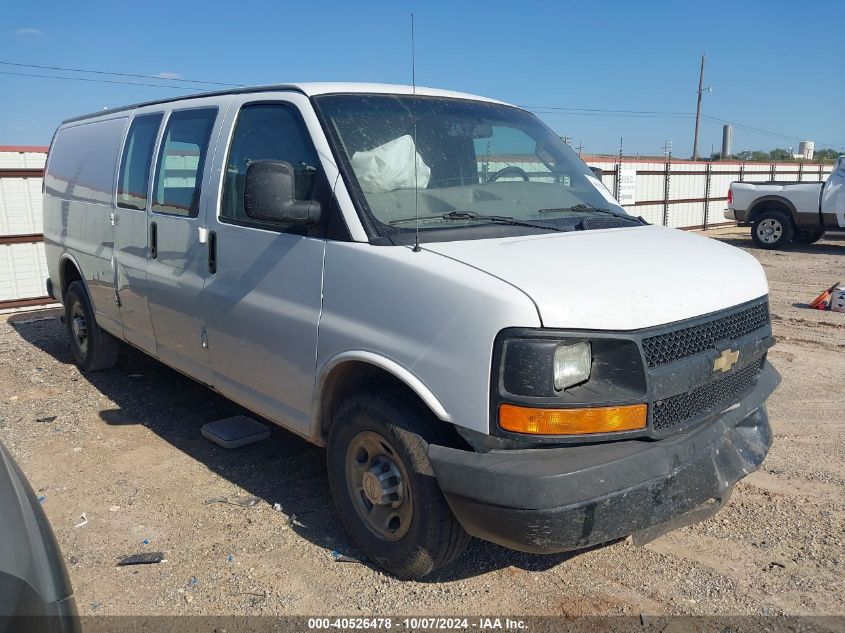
[306,617,528,630]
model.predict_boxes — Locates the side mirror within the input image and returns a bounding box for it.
[243,160,322,225]
[589,166,604,179]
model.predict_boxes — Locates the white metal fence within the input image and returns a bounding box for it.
[584,156,833,229]
[0,147,52,310]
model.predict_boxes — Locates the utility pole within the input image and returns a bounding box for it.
[576,140,584,156]
[692,52,708,161]
[614,138,623,201]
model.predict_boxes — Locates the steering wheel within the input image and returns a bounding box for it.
[487,165,530,183]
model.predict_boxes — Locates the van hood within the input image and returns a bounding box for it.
[424,225,769,330]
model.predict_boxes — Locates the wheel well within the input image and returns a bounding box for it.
[317,361,451,446]
[749,199,794,226]
[61,258,82,299]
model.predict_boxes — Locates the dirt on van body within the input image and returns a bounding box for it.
[0,226,843,621]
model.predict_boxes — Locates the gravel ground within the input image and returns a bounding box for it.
[0,226,843,620]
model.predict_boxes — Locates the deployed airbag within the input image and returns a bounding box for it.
[351,135,431,193]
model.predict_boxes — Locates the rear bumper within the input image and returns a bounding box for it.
[725,207,750,224]
[429,363,778,553]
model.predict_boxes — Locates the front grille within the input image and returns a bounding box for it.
[652,359,763,431]
[642,301,770,368]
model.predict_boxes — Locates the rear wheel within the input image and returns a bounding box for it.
[793,231,824,245]
[751,210,793,249]
[326,390,470,579]
[64,281,119,371]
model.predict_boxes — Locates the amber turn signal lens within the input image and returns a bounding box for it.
[499,403,647,435]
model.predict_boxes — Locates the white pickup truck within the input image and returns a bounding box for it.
[726,156,845,248]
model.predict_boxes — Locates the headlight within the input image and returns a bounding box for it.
[493,329,646,409]
[553,342,591,390]
[492,331,648,440]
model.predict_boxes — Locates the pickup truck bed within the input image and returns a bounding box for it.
[726,158,845,248]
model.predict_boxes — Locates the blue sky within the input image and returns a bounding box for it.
[2,0,842,156]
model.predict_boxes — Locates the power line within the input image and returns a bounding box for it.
[0,69,193,90]
[1,59,839,149]
[529,106,840,149]
[528,109,694,120]
[700,115,840,149]
[0,60,242,87]
[702,115,801,141]
[522,105,693,116]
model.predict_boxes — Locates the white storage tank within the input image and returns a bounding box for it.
[799,140,815,160]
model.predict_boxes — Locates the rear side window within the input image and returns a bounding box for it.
[221,103,319,223]
[152,108,217,217]
[117,113,163,210]
[45,117,127,205]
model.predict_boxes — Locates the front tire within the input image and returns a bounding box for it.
[326,391,470,579]
[793,231,824,245]
[64,281,119,371]
[751,210,793,249]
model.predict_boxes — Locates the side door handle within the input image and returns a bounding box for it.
[150,222,158,259]
[207,231,217,274]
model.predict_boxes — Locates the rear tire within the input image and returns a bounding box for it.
[326,390,470,579]
[64,281,119,371]
[751,210,793,249]
[793,231,824,245]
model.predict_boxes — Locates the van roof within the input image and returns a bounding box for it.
[61,82,511,124]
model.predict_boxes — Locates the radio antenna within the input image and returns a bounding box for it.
[411,13,421,253]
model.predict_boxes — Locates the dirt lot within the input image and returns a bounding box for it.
[0,226,843,620]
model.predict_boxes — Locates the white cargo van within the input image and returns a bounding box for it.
[43,83,779,579]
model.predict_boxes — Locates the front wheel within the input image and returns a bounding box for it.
[793,231,824,245]
[326,391,470,579]
[751,210,793,249]
[64,281,120,371]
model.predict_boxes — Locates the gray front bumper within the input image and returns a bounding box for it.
[429,364,779,553]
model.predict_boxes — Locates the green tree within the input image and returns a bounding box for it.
[734,150,771,161]
[709,152,738,161]
[723,148,841,163]
[813,148,842,162]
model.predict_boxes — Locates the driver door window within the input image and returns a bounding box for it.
[221,103,319,228]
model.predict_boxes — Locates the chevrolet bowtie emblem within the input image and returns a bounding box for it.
[713,348,740,373]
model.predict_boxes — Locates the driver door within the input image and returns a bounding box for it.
[200,94,327,436]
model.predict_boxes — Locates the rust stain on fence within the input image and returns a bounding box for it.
[0,168,44,178]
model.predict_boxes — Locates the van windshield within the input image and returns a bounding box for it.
[314,94,632,243]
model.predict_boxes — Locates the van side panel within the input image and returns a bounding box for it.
[43,116,129,334]
[316,243,541,437]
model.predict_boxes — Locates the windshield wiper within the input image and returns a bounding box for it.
[442,211,568,232]
[539,203,640,221]
[390,211,568,232]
